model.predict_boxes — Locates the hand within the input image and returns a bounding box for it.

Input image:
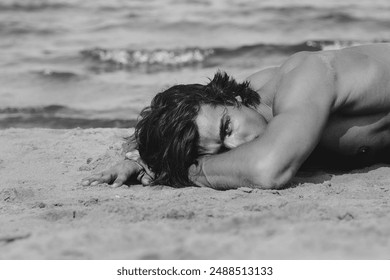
[125,151,155,185]
[188,157,210,188]
[81,160,143,188]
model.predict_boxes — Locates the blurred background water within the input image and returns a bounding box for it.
[0,0,389,128]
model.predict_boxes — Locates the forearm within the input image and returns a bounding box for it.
[189,143,276,190]
[189,158,250,190]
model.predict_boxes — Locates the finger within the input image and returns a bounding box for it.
[137,159,155,179]
[81,179,91,186]
[86,173,104,181]
[112,174,127,188]
[81,173,103,186]
[126,150,140,160]
[141,174,153,186]
[88,173,112,186]
[125,152,133,159]
[136,170,145,182]
[100,173,114,184]
[145,169,155,179]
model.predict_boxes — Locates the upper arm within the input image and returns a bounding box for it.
[261,53,336,178]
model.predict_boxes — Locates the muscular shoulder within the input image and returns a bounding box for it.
[275,51,337,97]
[244,51,335,92]
[245,66,280,91]
[273,51,339,113]
[279,51,336,77]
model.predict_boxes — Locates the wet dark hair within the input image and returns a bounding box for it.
[134,71,260,188]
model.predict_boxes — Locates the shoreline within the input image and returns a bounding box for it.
[0,128,389,259]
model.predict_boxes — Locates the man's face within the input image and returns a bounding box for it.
[195,104,268,154]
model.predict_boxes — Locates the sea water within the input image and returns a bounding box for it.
[1,0,390,128]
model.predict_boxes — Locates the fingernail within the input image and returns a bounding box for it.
[91,181,99,186]
[112,183,119,188]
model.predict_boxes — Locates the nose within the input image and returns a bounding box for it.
[224,136,244,149]
[224,134,258,149]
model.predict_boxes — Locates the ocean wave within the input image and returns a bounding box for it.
[81,47,214,70]
[0,105,69,115]
[33,70,83,80]
[260,5,317,13]
[0,1,71,12]
[318,12,362,23]
[227,40,377,54]
[0,22,64,36]
[80,40,387,72]
[0,105,136,129]
[0,115,135,129]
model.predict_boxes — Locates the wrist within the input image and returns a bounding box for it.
[124,158,144,173]
[189,160,212,188]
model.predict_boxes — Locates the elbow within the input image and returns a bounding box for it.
[246,159,294,189]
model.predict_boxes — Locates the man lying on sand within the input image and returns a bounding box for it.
[82,43,390,190]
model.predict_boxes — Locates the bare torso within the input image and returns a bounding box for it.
[256,43,390,167]
[318,44,390,166]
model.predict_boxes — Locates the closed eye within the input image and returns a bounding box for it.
[224,116,232,136]
[219,113,231,142]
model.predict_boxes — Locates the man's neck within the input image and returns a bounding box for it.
[257,100,273,123]
[256,83,276,123]
[245,66,279,122]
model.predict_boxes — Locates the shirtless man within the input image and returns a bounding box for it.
[82,43,390,190]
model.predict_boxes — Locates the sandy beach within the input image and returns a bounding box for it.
[0,128,389,259]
